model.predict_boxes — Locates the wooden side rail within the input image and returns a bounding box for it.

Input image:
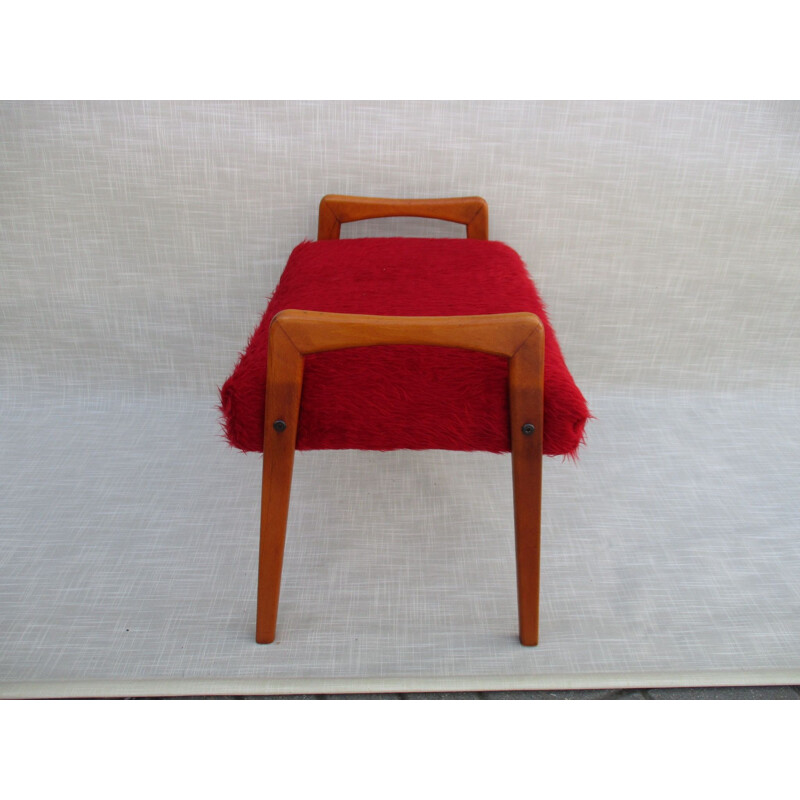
[257,310,544,646]
[318,194,489,240]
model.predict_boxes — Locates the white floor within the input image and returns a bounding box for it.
[2,389,799,697]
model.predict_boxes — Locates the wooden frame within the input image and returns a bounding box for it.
[257,309,544,646]
[318,194,489,240]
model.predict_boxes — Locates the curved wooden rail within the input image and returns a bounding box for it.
[318,194,489,240]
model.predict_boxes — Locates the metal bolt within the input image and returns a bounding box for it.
[273,419,287,432]
[522,423,535,436]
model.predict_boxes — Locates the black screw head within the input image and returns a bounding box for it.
[522,423,535,436]
[273,419,287,432]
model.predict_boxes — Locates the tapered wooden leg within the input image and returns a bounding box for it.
[509,326,545,646]
[256,321,304,644]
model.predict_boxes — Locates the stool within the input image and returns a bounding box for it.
[220,195,589,645]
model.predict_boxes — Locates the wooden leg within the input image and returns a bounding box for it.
[254,309,545,645]
[256,322,304,644]
[509,327,545,646]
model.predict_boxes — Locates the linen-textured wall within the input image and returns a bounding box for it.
[3,101,799,410]
[3,101,800,693]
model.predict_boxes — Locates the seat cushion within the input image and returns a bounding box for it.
[220,238,589,457]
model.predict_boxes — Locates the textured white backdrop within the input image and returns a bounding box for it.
[2,102,799,695]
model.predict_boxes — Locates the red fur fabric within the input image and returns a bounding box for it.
[220,238,589,457]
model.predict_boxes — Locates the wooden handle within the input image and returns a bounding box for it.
[318,195,489,240]
[270,309,540,358]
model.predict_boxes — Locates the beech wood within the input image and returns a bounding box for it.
[318,195,489,240]
[256,309,544,645]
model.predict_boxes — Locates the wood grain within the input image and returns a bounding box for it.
[255,320,305,644]
[509,323,545,646]
[318,194,489,240]
[274,309,539,357]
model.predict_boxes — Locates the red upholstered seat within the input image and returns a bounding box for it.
[221,237,589,457]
